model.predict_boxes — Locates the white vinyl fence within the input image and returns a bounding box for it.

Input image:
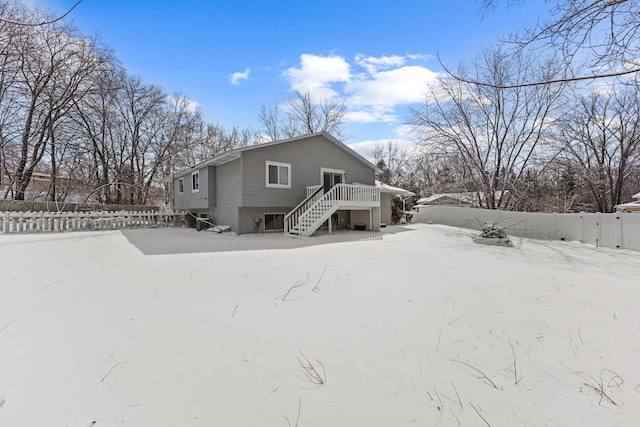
[0,210,183,234]
[413,206,640,251]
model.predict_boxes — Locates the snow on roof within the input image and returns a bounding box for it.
[615,201,640,211]
[374,180,415,196]
[633,192,640,199]
[416,191,507,205]
[416,192,476,205]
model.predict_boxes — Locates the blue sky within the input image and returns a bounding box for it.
[39,0,551,156]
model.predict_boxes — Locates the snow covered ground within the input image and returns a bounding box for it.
[0,224,639,426]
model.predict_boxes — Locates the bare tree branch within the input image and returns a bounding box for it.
[438,53,640,89]
[0,0,83,26]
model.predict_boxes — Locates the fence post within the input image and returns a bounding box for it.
[616,213,622,249]
[596,212,601,247]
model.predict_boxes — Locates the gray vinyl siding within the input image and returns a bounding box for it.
[171,133,378,233]
[207,166,216,207]
[238,207,293,234]
[172,166,211,211]
[211,158,242,231]
[381,193,394,224]
[241,134,375,208]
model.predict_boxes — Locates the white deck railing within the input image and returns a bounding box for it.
[323,183,380,206]
[0,210,182,234]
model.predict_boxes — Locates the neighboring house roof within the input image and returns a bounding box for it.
[171,132,382,179]
[615,191,640,211]
[375,180,415,196]
[415,191,508,206]
[416,192,476,205]
[614,190,640,210]
[615,201,640,211]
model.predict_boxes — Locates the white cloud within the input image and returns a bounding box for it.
[348,136,417,160]
[348,139,384,159]
[283,53,442,125]
[406,53,434,61]
[283,53,351,98]
[229,68,250,85]
[393,124,421,140]
[354,54,406,74]
[347,65,439,107]
[345,108,398,124]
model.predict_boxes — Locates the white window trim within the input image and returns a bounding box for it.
[178,177,184,194]
[191,171,200,193]
[266,161,291,189]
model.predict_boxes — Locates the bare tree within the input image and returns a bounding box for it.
[371,141,410,187]
[473,0,640,87]
[407,150,472,197]
[112,76,166,204]
[1,0,254,205]
[257,103,281,142]
[71,65,123,203]
[555,86,640,212]
[0,1,21,197]
[410,46,565,209]
[1,2,110,200]
[257,90,348,141]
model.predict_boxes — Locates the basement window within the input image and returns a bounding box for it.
[264,213,285,231]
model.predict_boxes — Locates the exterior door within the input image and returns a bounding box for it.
[323,171,343,193]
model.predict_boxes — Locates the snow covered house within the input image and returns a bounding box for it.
[414,193,476,207]
[412,191,513,211]
[170,132,383,236]
[615,192,640,213]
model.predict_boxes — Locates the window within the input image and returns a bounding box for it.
[178,178,184,193]
[264,213,285,231]
[266,161,291,188]
[191,171,199,192]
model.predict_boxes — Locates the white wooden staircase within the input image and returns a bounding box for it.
[285,184,380,237]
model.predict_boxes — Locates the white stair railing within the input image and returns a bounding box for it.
[284,185,324,234]
[288,184,380,237]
